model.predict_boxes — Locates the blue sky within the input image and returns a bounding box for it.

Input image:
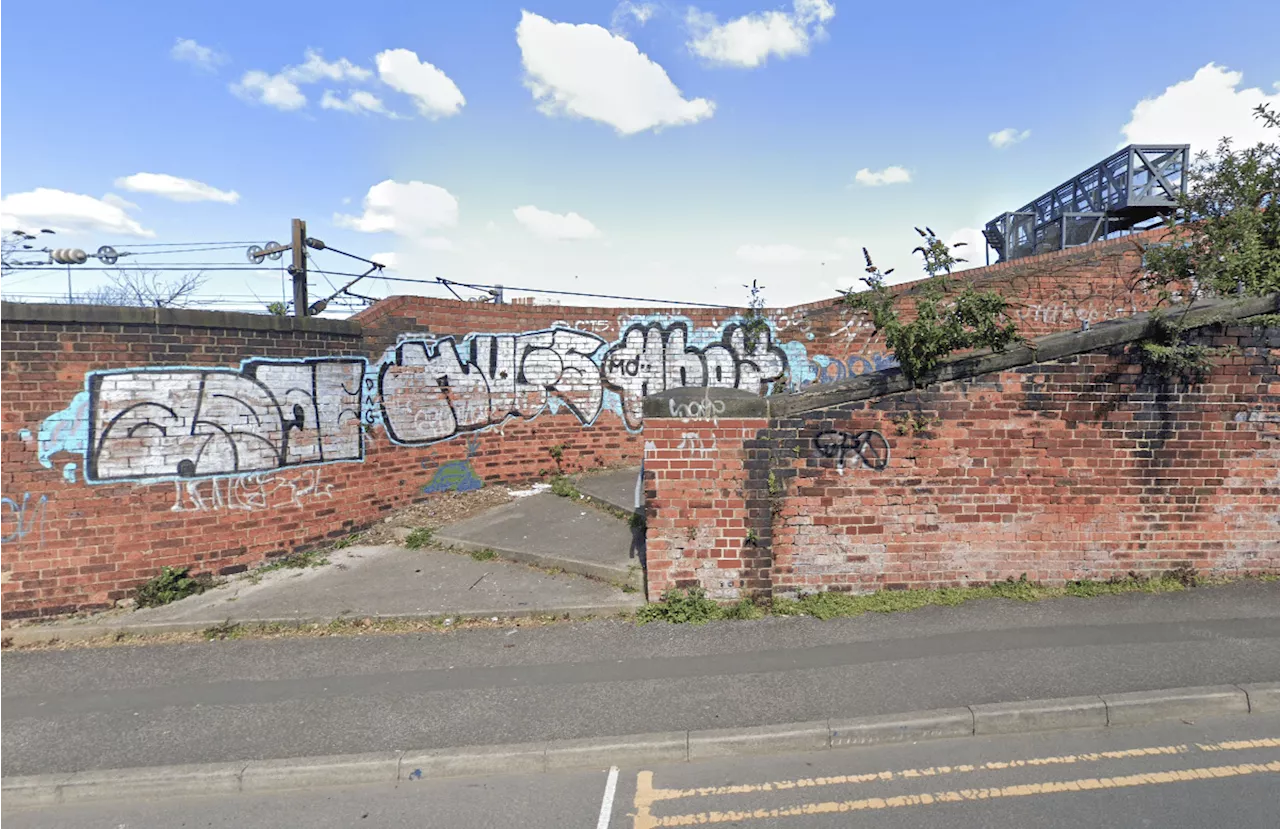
[3,1,1278,310]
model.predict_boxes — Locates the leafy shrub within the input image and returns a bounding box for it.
[135,566,211,608]
[636,587,724,625]
[550,475,580,498]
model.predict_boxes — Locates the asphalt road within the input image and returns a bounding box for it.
[4,582,1280,777]
[6,714,1279,828]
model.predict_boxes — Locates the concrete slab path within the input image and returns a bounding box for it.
[434,492,643,589]
[575,467,642,515]
[10,545,642,638]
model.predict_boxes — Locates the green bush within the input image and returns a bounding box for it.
[135,566,211,608]
[550,475,580,498]
[636,587,724,625]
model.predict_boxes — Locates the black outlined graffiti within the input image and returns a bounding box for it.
[602,322,786,429]
[814,430,891,473]
[86,358,364,483]
[378,327,607,445]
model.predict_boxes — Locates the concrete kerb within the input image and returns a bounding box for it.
[4,682,1277,809]
[1,602,644,648]
[430,533,643,591]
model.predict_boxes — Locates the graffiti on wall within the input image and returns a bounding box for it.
[1,492,48,545]
[602,322,786,428]
[379,327,607,444]
[169,468,335,512]
[814,430,891,474]
[422,436,485,494]
[33,315,908,493]
[86,358,364,483]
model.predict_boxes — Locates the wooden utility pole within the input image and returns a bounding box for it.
[290,218,308,316]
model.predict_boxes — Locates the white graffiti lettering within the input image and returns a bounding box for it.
[87,358,364,483]
[169,467,335,512]
[378,327,606,445]
[603,322,785,429]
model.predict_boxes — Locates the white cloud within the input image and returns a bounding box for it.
[101,193,139,211]
[833,236,855,251]
[371,252,398,270]
[988,127,1031,149]
[421,236,455,251]
[232,70,307,110]
[232,49,372,111]
[686,0,835,68]
[853,166,911,186]
[334,180,459,235]
[516,11,714,135]
[171,38,226,72]
[1120,63,1280,153]
[287,49,373,84]
[114,173,240,204]
[375,48,465,118]
[611,2,657,33]
[320,89,398,117]
[0,188,155,238]
[514,205,601,240]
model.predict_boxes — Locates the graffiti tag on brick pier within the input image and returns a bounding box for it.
[814,430,890,474]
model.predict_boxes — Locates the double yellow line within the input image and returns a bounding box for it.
[632,738,1280,827]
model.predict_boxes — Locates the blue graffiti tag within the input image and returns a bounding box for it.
[1,492,49,545]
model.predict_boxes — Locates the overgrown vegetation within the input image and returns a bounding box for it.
[636,587,763,624]
[842,228,1021,385]
[1135,102,1280,378]
[640,571,1197,624]
[404,527,434,549]
[258,549,330,573]
[741,278,770,350]
[135,566,213,608]
[1136,312,1225,383]
[470,548,497,561]
[266,301,288,316]
[550,474,580,499]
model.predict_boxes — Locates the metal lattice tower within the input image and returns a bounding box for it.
[984,144,1190,263]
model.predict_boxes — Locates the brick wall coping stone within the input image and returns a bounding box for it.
[1,301,365,336]
[643,292,1280,420]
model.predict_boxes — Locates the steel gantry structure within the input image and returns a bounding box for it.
[984,144,1190,263]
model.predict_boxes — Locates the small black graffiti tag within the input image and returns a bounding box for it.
[814,430,890,473]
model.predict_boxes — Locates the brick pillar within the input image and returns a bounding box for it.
[641,388,770,601]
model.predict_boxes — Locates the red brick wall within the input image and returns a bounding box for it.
[0,228,1175,618]
[645,320,1280,599]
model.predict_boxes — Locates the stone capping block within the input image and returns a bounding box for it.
[240,751,402,793]
[772,291,1280,417]
[830,708,974,748]
[544,732,688,770]
[687,720,830,760]
[1237,682,1280,713]
[1101,685,1250,726]
[0,300,364,336]
[643,385,768,419]
[971,695,1107,735]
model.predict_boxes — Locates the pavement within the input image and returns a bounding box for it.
[4,581,1278,783]
[6,714,1279,826]
[434,479,644,589]
[5,471,651,646]
[576,466,644,515]
[3,544,643,645]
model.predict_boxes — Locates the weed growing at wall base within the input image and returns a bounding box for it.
[134,566,213,608]
[404,528,434,549]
